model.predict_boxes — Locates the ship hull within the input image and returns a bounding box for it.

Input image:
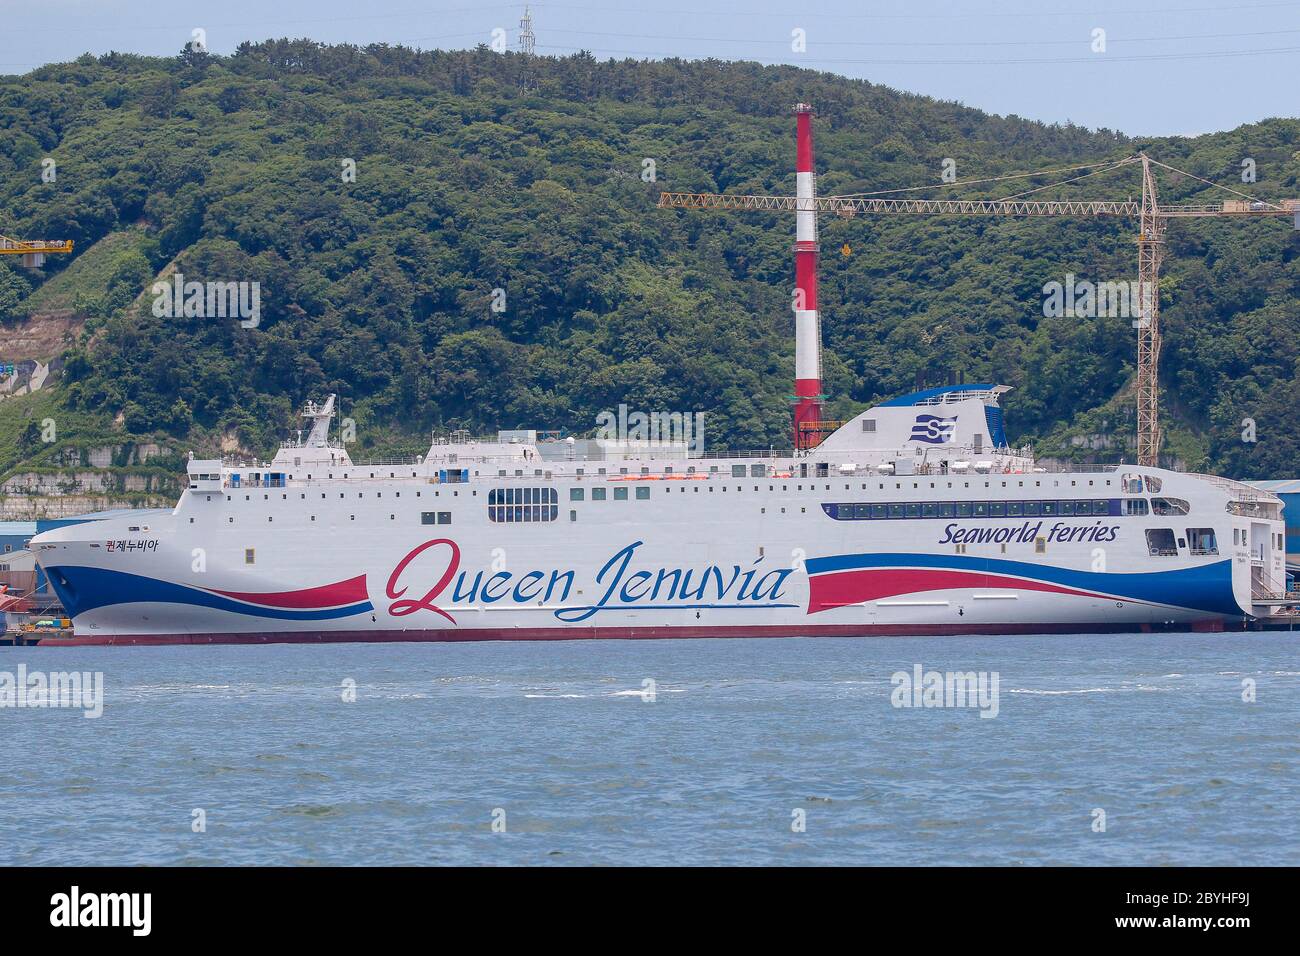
[32,460,1275,646]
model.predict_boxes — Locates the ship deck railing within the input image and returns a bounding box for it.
[1187,473,1282,503]
[215,452,1225,481]
[213,459,1131,481]
[1251,590,1300,607]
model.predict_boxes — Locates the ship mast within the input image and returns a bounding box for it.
[302,395,336,448]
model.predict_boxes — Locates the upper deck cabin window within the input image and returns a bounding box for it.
[488,487,558,522]
[1151,497,1190,516]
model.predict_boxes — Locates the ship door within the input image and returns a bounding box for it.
[1250,522,1280,596]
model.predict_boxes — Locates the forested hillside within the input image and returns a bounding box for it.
[2,41,1298,478]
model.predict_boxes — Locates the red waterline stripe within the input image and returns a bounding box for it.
[39,618,1230,647]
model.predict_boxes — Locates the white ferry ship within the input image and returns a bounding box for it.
[28,103,1290,644]
[28,388,1288,645]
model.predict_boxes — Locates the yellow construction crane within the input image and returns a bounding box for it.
[661,152,1299,466]
[0,234,73,268]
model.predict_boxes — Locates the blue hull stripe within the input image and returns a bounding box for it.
[804,552,1242,617]
[45,565,373,621]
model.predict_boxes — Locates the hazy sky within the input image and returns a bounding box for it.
[2,0,1298,136]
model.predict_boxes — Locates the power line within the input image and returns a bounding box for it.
[834,159,1137,200]
[533,40,1300,65]
[537,25,1300,48]
[532,0,1300,20]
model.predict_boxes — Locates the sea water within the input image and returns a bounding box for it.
[1,632,1296,865]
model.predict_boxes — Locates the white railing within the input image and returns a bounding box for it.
[1188,473,1279,502]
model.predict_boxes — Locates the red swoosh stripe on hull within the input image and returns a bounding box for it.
[808,568,1102,615]
[205,574,369,609]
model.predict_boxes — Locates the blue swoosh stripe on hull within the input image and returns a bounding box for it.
[45,565,373,621]
[803,552,1241,617]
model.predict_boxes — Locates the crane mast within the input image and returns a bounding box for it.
[1136,155,1165,469]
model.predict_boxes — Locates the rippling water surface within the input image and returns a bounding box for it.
[2,632,1297,865]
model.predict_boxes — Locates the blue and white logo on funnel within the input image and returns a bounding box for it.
[910,414,957,444]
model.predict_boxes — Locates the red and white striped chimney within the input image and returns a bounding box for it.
[792,103,823,448]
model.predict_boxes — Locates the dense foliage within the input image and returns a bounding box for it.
[1,41,1298,476]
